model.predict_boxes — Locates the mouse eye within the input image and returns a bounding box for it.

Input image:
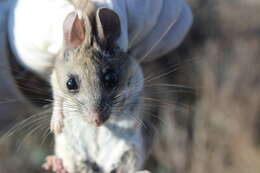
[66,76,79,93]
[103,69,118,89]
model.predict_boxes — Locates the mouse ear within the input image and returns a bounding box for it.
[96,8,121,48]
[63,12,86,48]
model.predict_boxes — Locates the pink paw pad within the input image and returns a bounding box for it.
[42,156,68,173]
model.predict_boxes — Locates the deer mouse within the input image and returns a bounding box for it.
[44,4,151,173]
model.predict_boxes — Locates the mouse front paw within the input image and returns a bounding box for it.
[50,115,64,135]
[42,155,69,173]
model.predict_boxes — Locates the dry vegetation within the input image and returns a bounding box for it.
[151,0,260,173]
[1,0,260,173]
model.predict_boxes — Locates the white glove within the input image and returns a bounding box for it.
[8,0,192,77]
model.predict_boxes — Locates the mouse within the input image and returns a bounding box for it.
[43,3,153,173]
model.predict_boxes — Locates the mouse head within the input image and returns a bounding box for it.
[51,8,144,127]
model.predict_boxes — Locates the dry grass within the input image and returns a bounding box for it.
[150,0,260,173]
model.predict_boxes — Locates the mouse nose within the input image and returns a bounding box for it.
[90,112,105,127]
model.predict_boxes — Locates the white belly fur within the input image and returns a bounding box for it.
[55,114,144,173]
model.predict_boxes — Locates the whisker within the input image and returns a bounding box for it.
[16,122,48,152]
[144,83,195,90]
[0,109,51,142]
[40,127,52,147]
[143,100,192,114]
[141,109,167,126]
[138,12,178,62]
[54,89,83,106]
[144,59,195,85]
[126,112,148,129]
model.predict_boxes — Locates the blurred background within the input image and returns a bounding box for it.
[1,0,260,173]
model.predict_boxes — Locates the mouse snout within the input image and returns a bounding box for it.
[89,112,108,127]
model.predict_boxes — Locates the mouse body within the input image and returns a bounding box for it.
[54,100,145,173]
[46,4,150,173]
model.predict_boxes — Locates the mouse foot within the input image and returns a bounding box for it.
[42,155,68,173]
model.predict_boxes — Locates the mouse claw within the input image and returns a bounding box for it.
[42,155,69,173]
[50,115,64,135]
